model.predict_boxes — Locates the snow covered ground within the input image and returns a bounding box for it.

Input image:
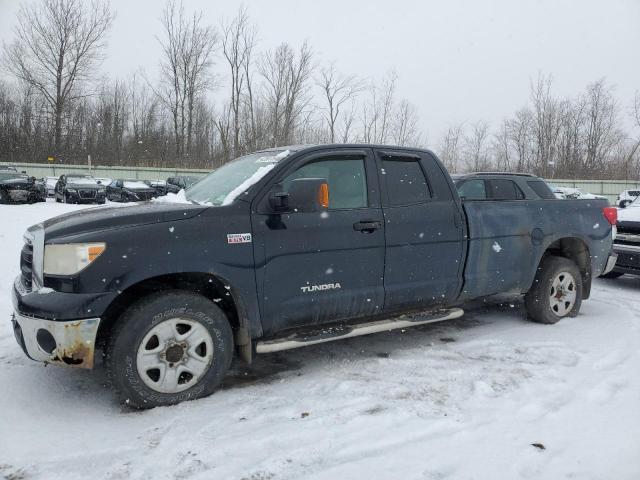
[0,201,639,480]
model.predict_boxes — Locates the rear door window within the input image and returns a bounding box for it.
[457,179,487,200]
[487,179,526,200]
[527,180,556,199]
[382,158,431,206]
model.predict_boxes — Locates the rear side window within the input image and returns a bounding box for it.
[457,179,487,200]
[488,179,525,200]
[382,158,430,206]
[527,180,556,199]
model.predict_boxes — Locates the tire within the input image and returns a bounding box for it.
[600,270,624,279]
[525,255,583,324]
[105,290,234,409]
[0,190,8,204]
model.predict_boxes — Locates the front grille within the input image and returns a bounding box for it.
[617,221,640,235]
[79,189,96,199]
[20,241,33,291]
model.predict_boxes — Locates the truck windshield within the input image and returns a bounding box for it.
[186,150,289,205]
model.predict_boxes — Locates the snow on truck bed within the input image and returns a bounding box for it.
[0,201,638,480]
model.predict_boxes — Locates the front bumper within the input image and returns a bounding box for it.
[11,311,100,368]
[611,243,640,276]
[66,190,106,203]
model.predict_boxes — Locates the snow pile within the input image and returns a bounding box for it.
[151,189,191,204]
[222,164,276,206]
[0,201,638,480]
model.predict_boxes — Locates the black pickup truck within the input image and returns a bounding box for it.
[11,144,617,408]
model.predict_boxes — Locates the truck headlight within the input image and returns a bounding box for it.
[44,243,106,275]
[67,188,77,193]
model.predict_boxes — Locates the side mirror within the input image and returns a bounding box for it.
[97,180,102,185]
[21,170,27,174]
[271,178,329,213]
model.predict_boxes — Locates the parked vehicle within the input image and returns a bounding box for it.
[43,176,58,198]
[0,165,19,172]
[603,196,640,278]
[454,173,557,200]
[166,175,201,194]
[550,185,606,200]
[11,144,617,408]
[146,179,170,197]
[54,175,106,204]
[0,171,46,204]
[106,179,158,202]
[616,189,640,208]
[94,177,113,187]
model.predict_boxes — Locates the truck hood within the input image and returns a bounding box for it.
[40,202,208,240]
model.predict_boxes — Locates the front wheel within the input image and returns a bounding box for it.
[525,256,583,324]
[105,290,234,409]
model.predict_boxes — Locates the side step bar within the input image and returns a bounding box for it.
[256,308,464,354]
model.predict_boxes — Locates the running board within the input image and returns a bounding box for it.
[255,308,464,354]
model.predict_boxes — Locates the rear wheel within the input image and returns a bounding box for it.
[525,256,583,324]
[105,290,234,409]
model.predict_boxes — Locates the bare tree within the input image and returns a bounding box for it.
[3,0,114,158]
[316,63,363,143]
[157,0,217,160]
[438,123,464,172]
[221,7,256,157]
[582,79,623,175]
[392,99,421,146]
[260,42,313,146]
[464,120,490,172]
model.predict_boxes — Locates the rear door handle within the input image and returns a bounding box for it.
[353,220,382,233]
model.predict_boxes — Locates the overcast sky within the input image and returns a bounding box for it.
[1,0,639,144]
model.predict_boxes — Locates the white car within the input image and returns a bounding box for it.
[616,189,640,208]
[44,176,58,197]
[550,186,606,200]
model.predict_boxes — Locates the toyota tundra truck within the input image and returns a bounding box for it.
[11,144,618,408]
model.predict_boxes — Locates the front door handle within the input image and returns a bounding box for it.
[353,220,382,233]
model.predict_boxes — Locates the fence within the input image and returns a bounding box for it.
[550,179,640,204]
[3,161,640,204]
[0,161,210,182]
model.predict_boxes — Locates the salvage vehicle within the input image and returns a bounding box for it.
[43,176,58,198]
[54,175,106,204]
[106,179,158,202]
[453,172,557,200]
[0,171,46,204]
[146,179,170,197]
[11,144,617,408]
[166,175,201,194]
[616,189,640,208]
[602,196,640,278]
